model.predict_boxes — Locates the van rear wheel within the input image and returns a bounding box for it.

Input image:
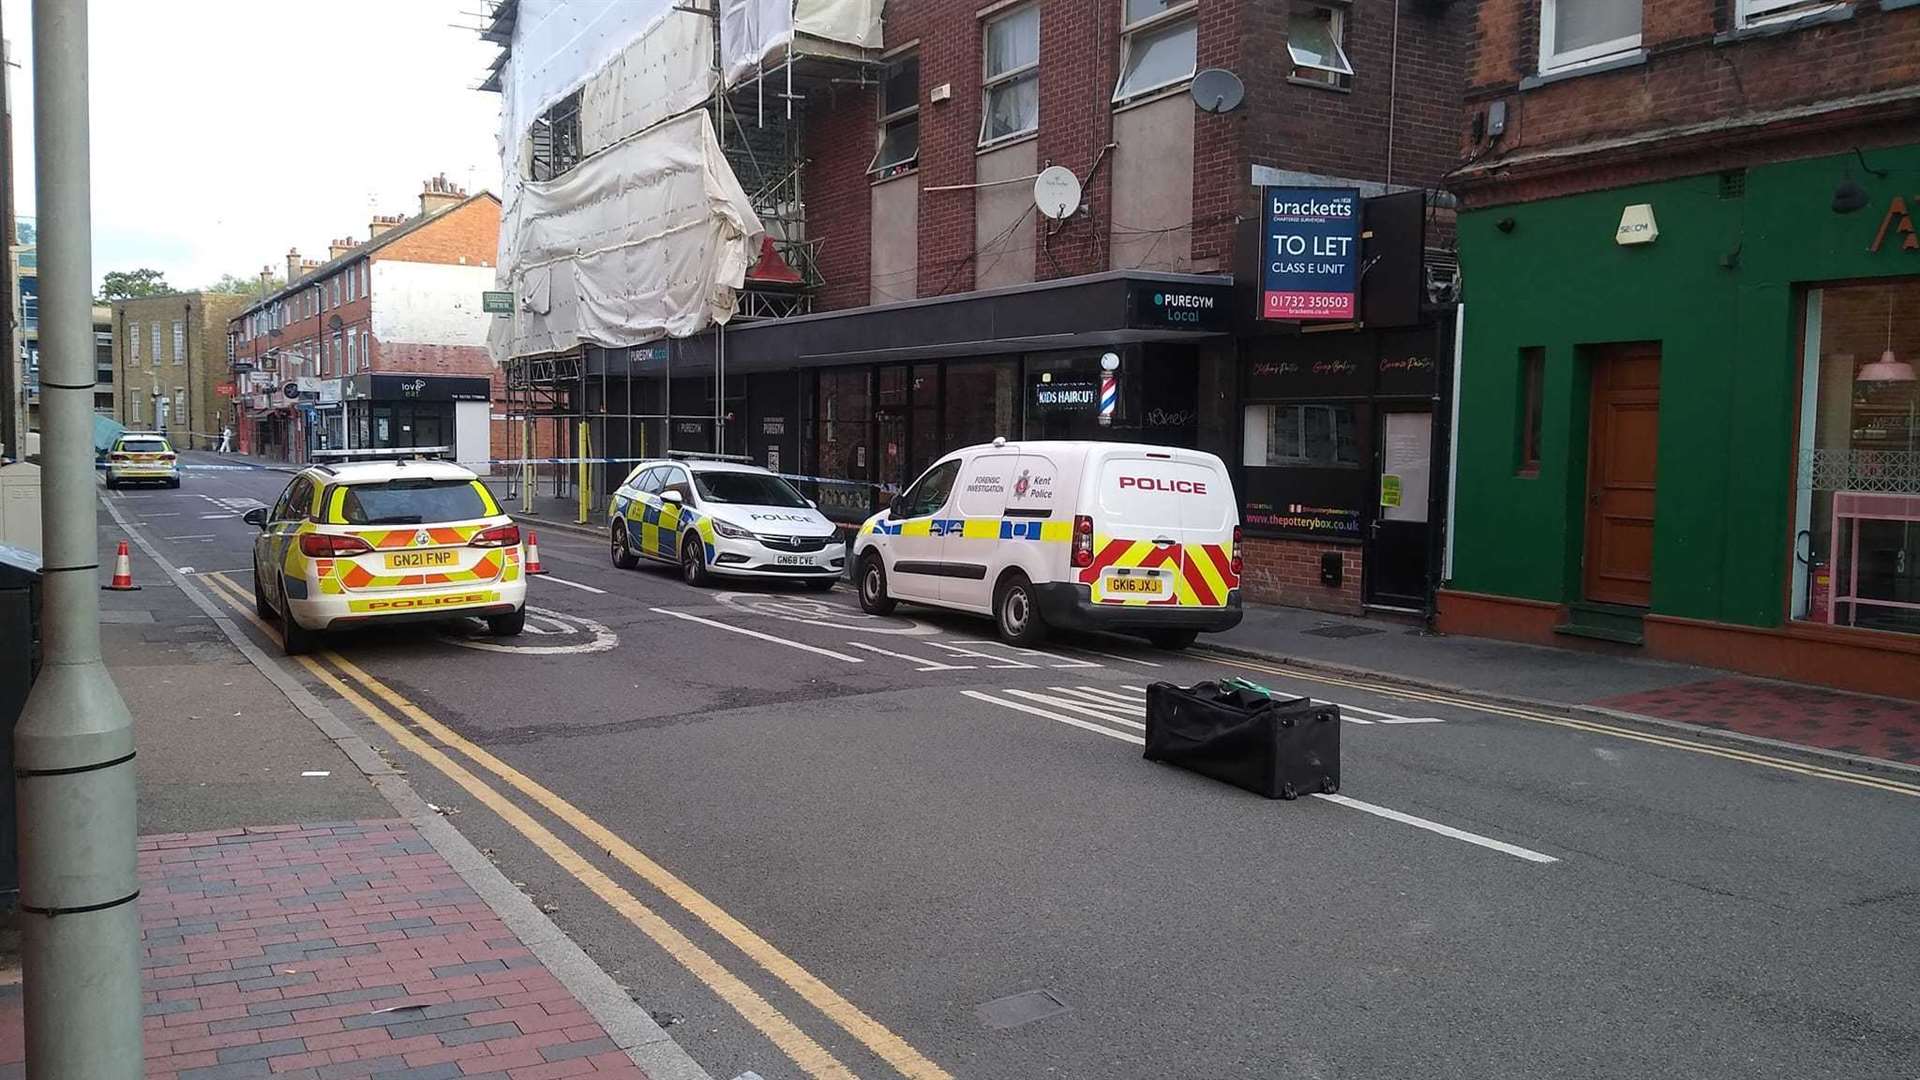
[994,573,1047,646]
[1147,629,1198,651]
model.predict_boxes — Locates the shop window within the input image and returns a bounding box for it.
[1243,403,1362,468]
[946,361,1017,449]
[870,51,919,177]
[1791,281,1920,634]
[1114,0,1198,103]
[1539,0,1641,72]
[981,6,1040,145]
[816,368,872,518]
[1517,347,1544,475]
[1287,2,1354,89]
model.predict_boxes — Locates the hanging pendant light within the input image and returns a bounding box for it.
[1857,293,1916,383]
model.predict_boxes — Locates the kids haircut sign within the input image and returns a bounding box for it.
[1261,187,1360,321]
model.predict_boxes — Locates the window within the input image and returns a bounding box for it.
[346,269,356,303]
[1114,0,1198,102]
[150,323,163,364]
[337,478,491,525]
[1242,403,1362,467]
[529,90,582,180]
[693,471,810,508]
[981,6,1040,145]
[129,396,141,424]
[19,280,36,331]
[172,320,185,363]
[1790,281,1920,634]
[361,263,369,295]
[332,332,344,376]
[130,322,141,363]
[1539,0,1641,71]
[898,459,961,518]
[1736,0,1837,25]
[869,52,920,176]
[1288,3,1354,88]
[1517,348,1544,475]
[347,328,359,375]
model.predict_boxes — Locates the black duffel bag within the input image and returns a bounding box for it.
[1144,680,1340,800]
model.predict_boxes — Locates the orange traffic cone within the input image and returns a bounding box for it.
[103,539,141,591]
[525,531,546,575]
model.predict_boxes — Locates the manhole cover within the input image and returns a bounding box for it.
[977,989,1069,1030]
[1303,624,1383,639]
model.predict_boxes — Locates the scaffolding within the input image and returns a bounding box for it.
[480,1,882,518]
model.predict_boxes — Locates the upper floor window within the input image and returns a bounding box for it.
[981,6,1040,146]
[1736,0,1836,26]
[130,321,141,362]
[1288,2,1354,89]
[870,51,920,176]
[150,323,163,364]
[1114,0,1198,103]
[172,320,185,363]
[1540,0,1641,72]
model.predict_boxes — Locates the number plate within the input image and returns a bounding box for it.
[773,554,813,566]
[1106,575,1163,595]
[387,550,456,570]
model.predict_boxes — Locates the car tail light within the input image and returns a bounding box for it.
[1230,525,1243,578]
[109,452,128,462]
[469,523,521,549]
[1072,515,1095,569]
[300,533,373,557]
[161,453,176,462]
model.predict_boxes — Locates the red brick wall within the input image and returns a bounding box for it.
[365,341,492,377]
[806,87,877,311]
[375,196,500,268]
[1462,2,1920,204]
[1239,537,1363,615]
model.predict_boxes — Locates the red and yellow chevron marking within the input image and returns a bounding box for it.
[351,525,482,550]
[337,551,504,590]
[1078,536,1237,608]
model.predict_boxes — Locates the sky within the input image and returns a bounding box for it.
[6,0,502,293]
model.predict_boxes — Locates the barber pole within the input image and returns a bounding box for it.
[1098,371,1117,427]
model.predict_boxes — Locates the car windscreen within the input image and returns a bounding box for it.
[337,479,492,525]
[692,470,809,508]
[118,439,169,454]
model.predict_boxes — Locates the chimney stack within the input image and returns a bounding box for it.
[328,237,357,261]
[286,248,303,284]
[368,214,405,240]
[417,173,468,217]
[259,265,275,295]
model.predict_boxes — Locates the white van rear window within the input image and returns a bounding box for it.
[1097,458,1221,529]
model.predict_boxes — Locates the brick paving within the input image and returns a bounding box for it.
[1596,677,1920,766]
[0,821,648,1079]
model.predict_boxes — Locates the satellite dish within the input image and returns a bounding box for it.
[1034,166,1083,220]
[1191,69,1245,114]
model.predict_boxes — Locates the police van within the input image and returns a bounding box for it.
[854,439,1242,648]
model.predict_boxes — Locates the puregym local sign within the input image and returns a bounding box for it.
[1260,187,1360,321]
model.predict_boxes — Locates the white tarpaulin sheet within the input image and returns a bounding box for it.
[495,111,764,359]
[720,0,883,86]
[579,12,715,160]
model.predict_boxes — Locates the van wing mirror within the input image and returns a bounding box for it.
[242,508,269,528]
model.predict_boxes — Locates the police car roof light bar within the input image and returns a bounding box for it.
[310,446,454,464]
[666,450,754,464]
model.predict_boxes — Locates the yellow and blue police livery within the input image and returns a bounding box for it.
[244,449,527,656]
[608,455,842,590]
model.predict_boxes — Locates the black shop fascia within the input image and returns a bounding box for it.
[342,372,490,450]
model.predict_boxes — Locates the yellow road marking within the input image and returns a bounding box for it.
[1205,654,1920,799]
[197,575,863,1080]
[321,651,955,1080]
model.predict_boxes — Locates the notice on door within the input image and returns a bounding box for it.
[1380,474,1403,508]
[1380,413,1430,523]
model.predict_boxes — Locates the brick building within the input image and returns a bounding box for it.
[488,0,1468,613]
[111,292,248,449]
[228,180,500,467]
[1440,0,1920,694]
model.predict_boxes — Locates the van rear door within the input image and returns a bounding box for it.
[1173,455,1239,609]
[1086,453,1220,607]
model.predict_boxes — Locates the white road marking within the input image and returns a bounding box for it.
[1009,687,1144,731]
[846,641,973,671]
[141,512,183,518]
[1335,703,1444,725]
[651,607,864,663]
[963,690,1144,745]
[536,574,607,594]
[438,606,619,655]
[164,534,217,541]
[1067,685,1150,707]
[713,591,939,636]
[181,567,251,577]
[1067,646,1161,668]
[301,771,331,778]
[957,640,1101,669]
[199,513,232,519]
[927,641,1034,669]
[1311,794,1559,864]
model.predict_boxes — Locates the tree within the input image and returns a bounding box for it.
[97,268,173,302]
[205,271,283,296]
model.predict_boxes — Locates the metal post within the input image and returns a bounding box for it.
[17,1,144,1076]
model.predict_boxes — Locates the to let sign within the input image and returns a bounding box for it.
[1261,187,1360,321]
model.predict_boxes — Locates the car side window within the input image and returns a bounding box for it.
[270,480,297,522]
[634,467,666,495]
[659,467,693,502]
[899,460,960,519]
[283,477,315,522]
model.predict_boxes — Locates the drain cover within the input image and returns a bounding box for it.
[1302,623,1383,639]
[977,989,1069,1030]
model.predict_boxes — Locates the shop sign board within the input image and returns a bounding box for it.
[363,374,491,402]
[482,290,515,314]
[1129,282,1232,332]
[1031,378,1100,410]
[1260,187,1360,321]
[1870,195,1915,253]
[214,382,236,398]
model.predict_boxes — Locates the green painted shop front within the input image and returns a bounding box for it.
[1442,143,1920,696]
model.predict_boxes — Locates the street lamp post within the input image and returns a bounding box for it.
[15,1,145,1075]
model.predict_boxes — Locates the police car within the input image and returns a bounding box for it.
[608,454,843,589]
[244,448,528,655]
[104,431,180,488]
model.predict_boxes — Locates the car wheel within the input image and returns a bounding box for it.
[104,476,118,490]
[488,607,527,636]
[280,586,319,657]
[680,535,709,587]
[857,554,895,615]
[804,577,836,593]
[1147,629,1199,651]
[995,573,1047,646]
[611,520,639,569]
[167,478,181,489]
[253,564,274,619]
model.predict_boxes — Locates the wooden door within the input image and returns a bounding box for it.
[1583,344,1661,607]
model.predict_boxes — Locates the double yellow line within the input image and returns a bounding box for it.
[198,572,951,1080]
[1205,653,1920,799]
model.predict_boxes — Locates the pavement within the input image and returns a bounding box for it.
[65,450,1917,1080]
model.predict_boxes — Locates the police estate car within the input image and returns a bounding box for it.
[244,449,527,655]
[609,454,843,588]
[104,431,180,488]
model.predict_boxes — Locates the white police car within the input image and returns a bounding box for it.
[608,454,843,589]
